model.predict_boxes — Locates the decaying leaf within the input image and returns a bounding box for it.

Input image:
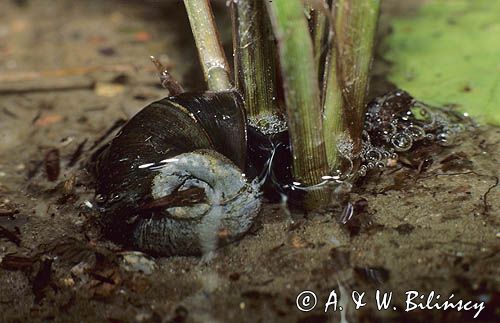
[384,0,500,125]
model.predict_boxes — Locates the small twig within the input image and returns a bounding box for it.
[150,56,184,96]
[0,254,34,271]
[483,176,498,215]
[415,170,498,215]
[415,170,475,180]
[0,225,21,246]
[0,64,141,83]
[0,204,19,217]
[0,81,95,95]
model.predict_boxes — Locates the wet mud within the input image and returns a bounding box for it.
[0,1,498,322]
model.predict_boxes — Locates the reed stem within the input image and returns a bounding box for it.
[231,0,281,122]
[323,0,380,170]
[184,0,232,91]
[266,0,329,207]
[306,0,333,83]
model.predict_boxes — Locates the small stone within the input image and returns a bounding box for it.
[61,277,75,287]
[387,158,398,167]
[71,261,91,276]
[119,251,157,275]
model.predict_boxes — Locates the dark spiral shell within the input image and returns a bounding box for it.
[94,91,261,256]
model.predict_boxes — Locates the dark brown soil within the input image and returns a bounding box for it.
[0,1,498,322]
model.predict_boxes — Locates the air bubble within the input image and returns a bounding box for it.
[405,125,425,140]
[436,132,450,144]
[323,91,468,182]
[366,149,382,162]
[391,133,413,151]
[357,166,367,177]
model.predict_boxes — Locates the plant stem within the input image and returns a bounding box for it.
[231,0,281,122]
[323,0,380,170]
[322,46,344,170]
[184,0,232,91]
[306,0,333,83]
[311,11,328,78]
[266,0,329,207]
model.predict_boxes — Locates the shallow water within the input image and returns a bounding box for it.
[0,1,498,322]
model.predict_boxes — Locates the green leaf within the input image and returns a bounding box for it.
[384,0,500,125]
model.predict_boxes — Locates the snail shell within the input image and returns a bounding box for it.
[94,90,261,256]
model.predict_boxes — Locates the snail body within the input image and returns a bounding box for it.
[94,90,261,256]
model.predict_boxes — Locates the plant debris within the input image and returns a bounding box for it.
[44,148,60,182]
[0,225,21,246]
[32,257,54,303]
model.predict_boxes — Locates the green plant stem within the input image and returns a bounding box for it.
[231,0,281,122]
[322,46,344,170]
[323,0,380,170]
[306,0,332,83]
[184,0,232,91]
[266,0,329,207]
[312,11,328,76]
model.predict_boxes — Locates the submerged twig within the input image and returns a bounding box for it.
[415,170,498,215]
[482,176,498,215]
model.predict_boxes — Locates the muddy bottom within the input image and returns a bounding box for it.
[0,1,498,322]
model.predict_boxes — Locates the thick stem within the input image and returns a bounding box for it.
[231,0,281,123]
[184,0,232,91]
[266,0,329,207]
[323,0,380,171]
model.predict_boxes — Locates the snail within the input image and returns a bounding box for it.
[93,89,262,256]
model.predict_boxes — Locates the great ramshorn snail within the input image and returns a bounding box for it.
[94,89,262,256]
